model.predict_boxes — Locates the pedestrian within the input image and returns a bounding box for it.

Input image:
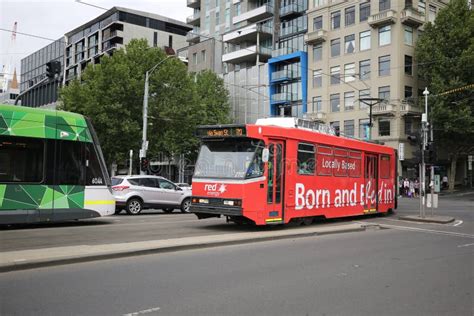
[414,178,420,197]
[399,178,403,197]
[403,178,410,197]
[409,179,415,198]
[442,175,448,190]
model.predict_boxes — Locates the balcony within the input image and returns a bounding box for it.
[186,12,201,26]
[280,2,305,19]
[401,7,425,28]
[186,31,200,43]
[400,100,423,116]
[368,102,395,116]
[280,24,307,38]
[222,45,271,64]
[233,4,273,25]
[187,0,200,9]
[304,29,328,45]
[271,69,298,83]
[305,111,327,122]
[271,92,297,104]
[223,24,272,44]
[272,46,297,57]
[368,10,397,28]
[102,29,123,42]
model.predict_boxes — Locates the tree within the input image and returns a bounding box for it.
[415,0,474,191]
[60,39,230,170]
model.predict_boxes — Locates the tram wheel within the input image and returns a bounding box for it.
[302,217,313,225]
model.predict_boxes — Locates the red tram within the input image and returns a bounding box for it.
[190,118,397,226]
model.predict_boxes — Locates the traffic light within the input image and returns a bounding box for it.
[46,60,61,79]
[140,157,149,172]
[425,142,437,164]
[406,134,419,145]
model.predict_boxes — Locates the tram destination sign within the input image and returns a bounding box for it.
[196,126,247,138]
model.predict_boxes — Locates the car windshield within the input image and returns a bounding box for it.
[194,139,265,179]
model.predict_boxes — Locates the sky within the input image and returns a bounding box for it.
[0,0,192,80]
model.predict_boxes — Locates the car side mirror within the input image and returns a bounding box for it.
[175,186,182,191]
[262,148,269,163]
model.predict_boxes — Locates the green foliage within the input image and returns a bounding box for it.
[415,0,474,149]
[60,39,230,166]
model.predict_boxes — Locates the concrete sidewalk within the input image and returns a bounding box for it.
[1,223,367,273]
[398,215,455,224]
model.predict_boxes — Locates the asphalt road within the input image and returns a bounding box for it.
[1,224,472,316]
[1,193,473,252]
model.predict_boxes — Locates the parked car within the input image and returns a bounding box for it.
[111,175,192,215]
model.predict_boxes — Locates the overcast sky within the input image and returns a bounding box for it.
[0,0,192,79]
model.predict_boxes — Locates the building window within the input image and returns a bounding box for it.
[405,55,413,75]
[360,2,371,22]
[201,50,206,62]
[359,119,370,139]
[330,38,340,57]
[404,26,413,45]
[235,3,241,16]
[378,85,390,102]
[344,63,355,82]
[379,0,390,11]
[313,43,322,62]
[344,120,355,137]
[359,59,370,80]
[153,32,158,47]
[359,89,370,109]
[404,86,413,99]
[330,66,340,85]
[313,16,323,30]
[359,30,371,51]
[418,0,426,15]
[429,5,436,22]
[225,8,230,29]
[193,53,197,65]
[330,93,340,112]
[379,25,391,46]
[313,69,322,88]
[344,34,355,54]
[216,11,220,25]
[379,119,391,136]
[314,0,327,8]
[312,96,322,112]
[378,55,390,76]
[344,91,355,111]
[345,6,355,26]
[331,11,341,30]
[405,117,413,135]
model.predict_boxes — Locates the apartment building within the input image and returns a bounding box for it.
[64,7,191,85]
[305,0,448,177]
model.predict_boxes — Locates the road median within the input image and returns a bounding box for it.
[0,223,366,272]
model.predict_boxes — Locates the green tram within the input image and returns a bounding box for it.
[0,104,115,224]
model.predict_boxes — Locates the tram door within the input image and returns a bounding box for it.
[364,154,378,212]
[266,140,285,222]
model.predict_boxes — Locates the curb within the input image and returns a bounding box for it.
[0,224,366,273]
[398,215,455,224]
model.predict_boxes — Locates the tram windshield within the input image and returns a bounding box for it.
[194,139,265,179]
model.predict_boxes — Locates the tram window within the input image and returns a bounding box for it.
[56,140,85,185]
[0,136,44,183]
[317,146,333,176]
[297,143,315,175]
[85,143,105,185]
[380,155,391,178]
[334,148,348,177]
[348,151,362,177]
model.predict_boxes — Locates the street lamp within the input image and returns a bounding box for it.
[140,55,176,175]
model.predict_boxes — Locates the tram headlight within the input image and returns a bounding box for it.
[198,198,209,204]
[223,200,242,206]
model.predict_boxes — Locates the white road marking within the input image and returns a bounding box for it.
[123,306,161,316]
[453,220,463,227]
[357,221,474,239]
[457,243,474,248]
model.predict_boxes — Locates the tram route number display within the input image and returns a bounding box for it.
[196,127,246,138]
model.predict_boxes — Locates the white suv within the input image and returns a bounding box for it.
[112,175,192,215]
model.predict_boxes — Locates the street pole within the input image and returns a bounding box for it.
[139,55,175,175]
[421,87,429,218]
[129,149,133,176]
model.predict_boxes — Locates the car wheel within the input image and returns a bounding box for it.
[180,198,191,213]
[162,208,174,213]
[126,198,143,215]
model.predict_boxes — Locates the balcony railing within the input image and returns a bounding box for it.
[368,9,397,27]
[233,4,273,24]
[272,47,297,57]
[305,111,327,122]
[280,24,307,38]
[280,2,305,17]
[271,92,297,104]
[186,31,200,43]
[187,0,200,9]
[401,7,425,27]
[223,23,272,44]
[369,102,395,116]
[271,69,297,82]
[304,29,328,45]
[222,45,271,63]
[186,11,201,25]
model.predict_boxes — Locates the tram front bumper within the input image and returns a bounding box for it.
[190,204,243,217]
